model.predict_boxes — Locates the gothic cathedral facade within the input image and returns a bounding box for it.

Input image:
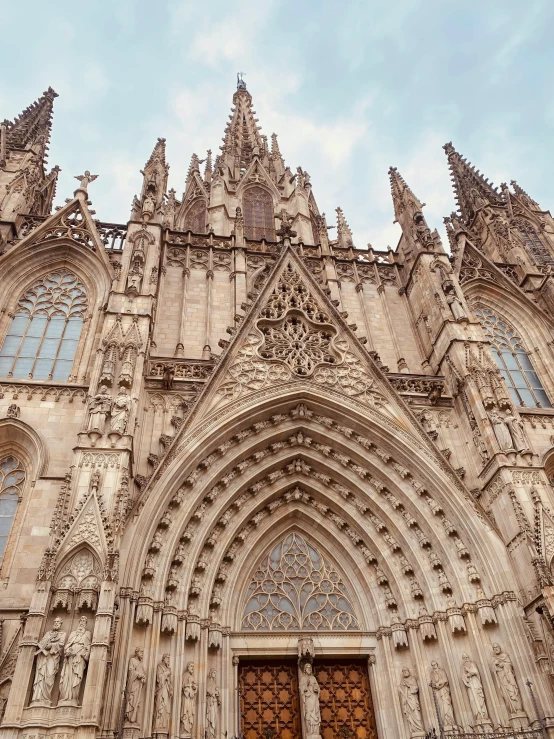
[0,80,553,739]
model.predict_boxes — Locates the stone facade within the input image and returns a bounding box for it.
[0,79,553,739]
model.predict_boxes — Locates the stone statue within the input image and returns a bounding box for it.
[461,653,490,724]
[446,291,467,321]
[127,263,144,294]
[110,387,131,434]
[398,667,424,737]
[74,171,98,191]
[205,668,220,739]
[488,411,514,452]
[142,193,156,221]
[180,661,197,737]
[504,413,529,452]
[153,653,173,733]
[58,616,91,704]
[492,644,524,715]
[31,617,67,705]
[300,662,321,739]
[430,661,455,728]
[162,364,175,391]
[125,647,146,724]
[88,385,111,433]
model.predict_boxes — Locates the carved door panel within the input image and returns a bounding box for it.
[239,660,302,739]
[313,660,378,739]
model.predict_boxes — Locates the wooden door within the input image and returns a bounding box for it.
[313,659,378,739]
[239,660,302,739]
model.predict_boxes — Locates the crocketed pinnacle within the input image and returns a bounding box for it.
[4,86,58,157]
[388,166,423,222]
[271,133,283,162]
[335,207,353,248]
[204,149,213,181]
[510,180,540,209]
[443,142,503,223]
[144,137,167,171]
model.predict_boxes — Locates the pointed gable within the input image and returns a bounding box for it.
[179,247,415,426]
[8,195,113,273]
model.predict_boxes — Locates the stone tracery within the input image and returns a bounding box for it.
[241,531,359,630]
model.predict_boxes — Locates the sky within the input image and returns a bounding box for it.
[1,0,554,249]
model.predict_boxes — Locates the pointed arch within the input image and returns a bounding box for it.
[181,198,207,234]
[0,270,87,381]
[514,217,554,266]
[124,386,512,631]
[243,186,276,241]
[241,529,360,631]
[0,417,47,573]
[473,304,551,408]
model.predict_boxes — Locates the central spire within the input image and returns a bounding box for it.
[220,81,264,179]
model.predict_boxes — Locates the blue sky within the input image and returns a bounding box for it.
[2,0,553,248]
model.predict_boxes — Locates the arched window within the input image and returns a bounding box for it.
[0,456,25,560]
[515,219,554,266]
[0,271,87,381]
[242,532,359,631]
[183,199,207,233]
[243,186,275,241]
[475,307,551,408]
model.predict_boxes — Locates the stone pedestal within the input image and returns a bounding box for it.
[509,712,529,731]
[123,723,140,739]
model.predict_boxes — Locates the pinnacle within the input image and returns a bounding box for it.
[144,137,167,170]
[335,207,353,248]
[5,86,58,155]
[443,142,502,223]
[388,166,423,221]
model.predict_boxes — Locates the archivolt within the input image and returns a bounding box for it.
[125,399,510,631]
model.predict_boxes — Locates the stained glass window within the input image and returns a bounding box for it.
[243,186,275,241]
[475,307,551,408]
[515,219,554,266]
[0,271,87,381]
[0,456,25,560]
[183,199,207,233]
[242,532,359,631]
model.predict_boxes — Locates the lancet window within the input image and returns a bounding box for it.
[0,456,25,560]
[515,218,554,266]
[0,271,87,381]
[475,307,551,408]
[183,199,207,233]
[242,532,359,631]
[243,186,275,241]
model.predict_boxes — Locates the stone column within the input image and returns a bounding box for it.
[233,247,247,316]
[0,583,51,735]
[78,581,116,738]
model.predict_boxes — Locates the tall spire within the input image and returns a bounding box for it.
[3,87,58,159]
[443,142,503,223]
[220,80,265,180]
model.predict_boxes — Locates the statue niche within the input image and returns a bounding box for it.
[51,549,102,613]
